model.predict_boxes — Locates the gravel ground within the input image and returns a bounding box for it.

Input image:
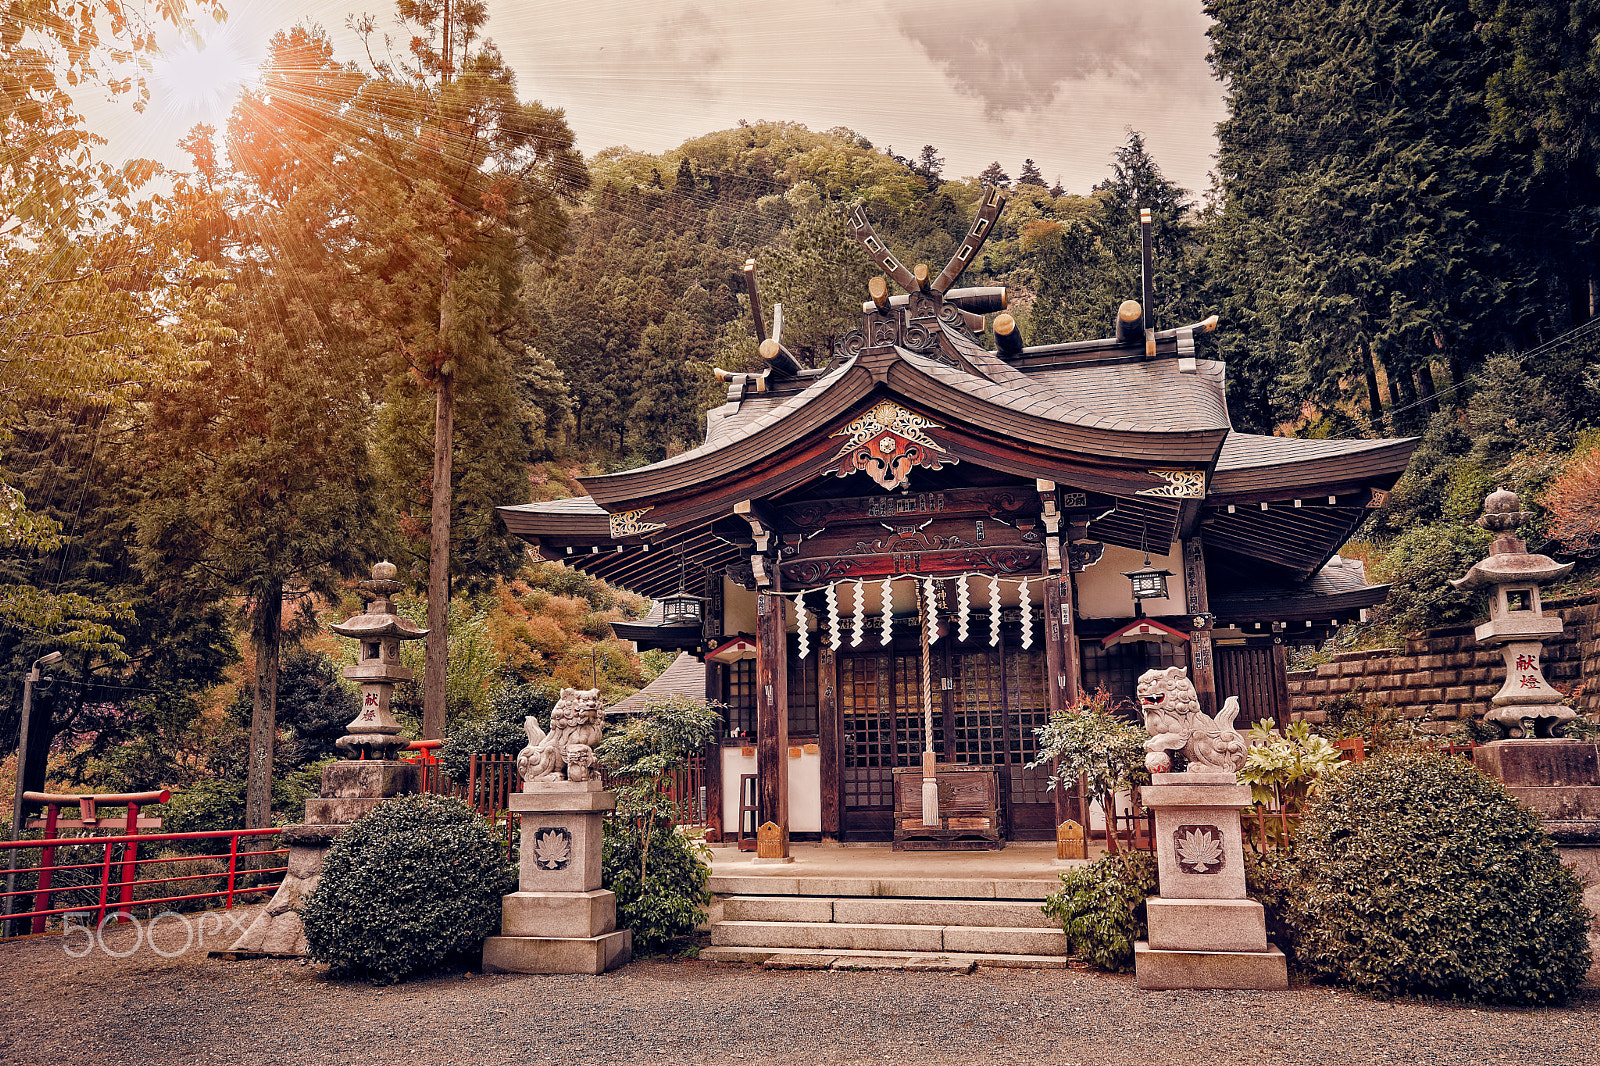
[1,904,1597,1066]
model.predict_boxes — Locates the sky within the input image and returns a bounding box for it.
[90,0,1227,197]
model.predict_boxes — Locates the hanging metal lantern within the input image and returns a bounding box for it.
[1124,563,1173,601]
[659,588,704,625]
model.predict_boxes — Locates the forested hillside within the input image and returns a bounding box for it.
[4,0,1600,823]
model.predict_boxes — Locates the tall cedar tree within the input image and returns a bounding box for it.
[340,2,588,737]
[1203,0,1559,433]
[135,272,381,826]
[1029,133,1200,347]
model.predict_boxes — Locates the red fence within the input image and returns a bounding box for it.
[1,828,286,937]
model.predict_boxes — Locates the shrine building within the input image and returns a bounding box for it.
[500,189,1415,854]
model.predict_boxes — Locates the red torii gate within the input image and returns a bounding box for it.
[22,789,169,934]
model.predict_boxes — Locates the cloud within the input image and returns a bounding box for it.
[574,3,730,99]
[895,0,1211,117]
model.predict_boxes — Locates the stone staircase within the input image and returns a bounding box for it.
[701,871,1072,971]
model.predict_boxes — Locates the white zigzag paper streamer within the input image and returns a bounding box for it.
[826,583,840,650]
[956,576,971,643]
[795,589,810,659]
[851,581,865,648]
[988,575,1002,648]
[1019,578,1033,650]
[880,576,894,645]
[924,577,939,644]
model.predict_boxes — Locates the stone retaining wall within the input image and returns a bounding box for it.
[1286,594,1600,731]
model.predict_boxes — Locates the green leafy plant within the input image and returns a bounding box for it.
[1043,847,1300,973]
[1029,687,1150,851]
[1290,753,1592,1003]
[302,794,509,984]
[596,694,721,952]
[1238,720,1343,849]
[1041,851,1158,972]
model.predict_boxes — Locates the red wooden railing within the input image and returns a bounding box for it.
[0,827,286,936]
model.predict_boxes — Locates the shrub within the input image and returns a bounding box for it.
[596,694,721,953]
[1291,753,1592,1003]
[1370,522,1492,634]
[601,823,712,953]
[302,794,509,984]
[1029,688,1150,850]
[1041,851,1158,972]
[438,680,555,784]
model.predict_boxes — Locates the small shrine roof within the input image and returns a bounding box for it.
[606,652,707,716]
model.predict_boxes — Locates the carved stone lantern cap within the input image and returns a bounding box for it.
[1452,492,1571,591]
[329,561,429,641]
[1477,487,1534,533]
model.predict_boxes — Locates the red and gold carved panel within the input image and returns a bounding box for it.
[829,401,954,491]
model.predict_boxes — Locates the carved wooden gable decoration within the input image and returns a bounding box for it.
[829,401,955,491]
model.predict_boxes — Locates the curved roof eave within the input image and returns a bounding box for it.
[581,349,1232,510]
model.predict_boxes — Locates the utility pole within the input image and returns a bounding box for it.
[6,651,62,935]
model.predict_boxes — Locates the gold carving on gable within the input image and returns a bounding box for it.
[829,401,954,492]
[608,507,666,539]
[1136,470,1207,499]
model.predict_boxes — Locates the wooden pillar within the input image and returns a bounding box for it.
[1270,637,1291,726]
[1044,569,1080,828]
[755,579,790,854]
[818,640,840,841]
[1182,536,1218,715]
[704,656,724,843]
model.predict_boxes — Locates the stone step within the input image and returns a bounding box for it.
[711,919,1070,957]
[722,895,1055,929]
[698,945,1069,970]
[707,875,1059,900]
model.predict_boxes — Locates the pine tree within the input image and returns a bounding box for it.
[978,161,1011,187]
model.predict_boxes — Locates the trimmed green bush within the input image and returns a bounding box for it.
[1292,753,1592,1003]
[302,794,509,984]
[1041,851,1158,972]
[601,822,712,953]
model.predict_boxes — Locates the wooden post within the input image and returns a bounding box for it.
[1043,561,1081,829]
[755,581,790,857]
[1182,537,1218,715]
[818,641,840,841]
[704,656,724,843]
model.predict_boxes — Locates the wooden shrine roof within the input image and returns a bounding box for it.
[499,188,1418,601]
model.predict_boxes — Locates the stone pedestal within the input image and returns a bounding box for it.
[482,781,631,975]
[1134,772,1288,991]
[1475,739,1600,868]
[226,759,418,958]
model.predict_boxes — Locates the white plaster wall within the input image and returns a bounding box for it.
[722,578,758,636]
[721,746,756,833]
[788,748,821,833]
[719,745,821,834]
[1076,543,1185,619]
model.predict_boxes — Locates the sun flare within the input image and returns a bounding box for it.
[153,31,254,126]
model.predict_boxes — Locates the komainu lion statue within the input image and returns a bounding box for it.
[518,687,606,788]
[1136,666,1247,774]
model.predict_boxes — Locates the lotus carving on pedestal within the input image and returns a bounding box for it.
[1174,824,1225,874]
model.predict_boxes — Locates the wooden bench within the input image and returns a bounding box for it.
[891,763,1004,851]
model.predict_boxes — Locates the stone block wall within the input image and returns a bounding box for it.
[1286,593,1600,732]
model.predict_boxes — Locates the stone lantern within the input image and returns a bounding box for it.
[1451,488,1574,738]
[225,561,429,958]
[329,561,429,759]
